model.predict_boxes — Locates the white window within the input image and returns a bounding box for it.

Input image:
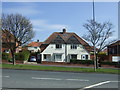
[71,44,77,49]
[70,54,77,59]
[81,55,88,60]
[43,54,51,61]
[55,54,62,61]
[56,44,62,49]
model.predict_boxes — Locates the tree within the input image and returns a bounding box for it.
[2,13,34,65]
[83,19,114,71]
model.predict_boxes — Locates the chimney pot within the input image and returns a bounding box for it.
[63,28,66,33]
[37,39,39,42]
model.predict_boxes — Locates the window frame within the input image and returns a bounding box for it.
[55,54,62,61]
[56,44,62,49]
[70,54,77,59]
[81,54,88,60]
[71,44,77,49]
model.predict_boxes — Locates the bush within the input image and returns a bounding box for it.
[2,53,10,61]
[15,50,30,61]
[101,61,118,65]
[70,59,94,64]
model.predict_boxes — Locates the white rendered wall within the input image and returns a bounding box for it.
[28,47,40,52]
[41,44,90,62]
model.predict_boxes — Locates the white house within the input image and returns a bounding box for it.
[28,40,43,52]
[40,29,92,63]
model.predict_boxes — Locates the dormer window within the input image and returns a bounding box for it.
[56,44,62,49]
[71,44,77,49]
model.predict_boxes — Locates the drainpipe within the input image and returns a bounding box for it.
[65,43,67,62]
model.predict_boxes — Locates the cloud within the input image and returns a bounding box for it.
[3,3,42,16]
[3,0,118,2]
[31,19,69,31]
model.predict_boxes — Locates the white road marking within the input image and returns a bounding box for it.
[66,79,89,81]
[32,77,89,81]
[32,77,62,80]
[81,81,111,89]
[0,76,10,78]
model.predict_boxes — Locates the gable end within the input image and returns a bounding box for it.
[66,35,80,44]
[50,35,65,44]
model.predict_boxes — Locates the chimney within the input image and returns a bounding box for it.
[63,28,66,33]
[37,39,39,42]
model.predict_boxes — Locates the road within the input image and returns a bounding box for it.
[2,69,119,89]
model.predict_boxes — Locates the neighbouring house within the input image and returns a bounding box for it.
[40,29,92,63]
[2,30,22,54]
[27,40,43,52]
[107,40,120,62]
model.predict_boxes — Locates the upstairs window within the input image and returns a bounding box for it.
[56,44,62,49]
[71,44,77,49]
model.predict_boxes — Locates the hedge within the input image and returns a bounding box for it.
[70,59,119,66]
[2,53,10,61]
[15,50,30,61]
[100,61,118,65]
[70,59,94,64]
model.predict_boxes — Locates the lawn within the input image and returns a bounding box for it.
[1,63,119,74]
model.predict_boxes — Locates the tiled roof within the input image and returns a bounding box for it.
[44,32,89,45]
[40,44,49,52]
[42,30,92,52]
[108,40,120,46]
[28,42,43,47]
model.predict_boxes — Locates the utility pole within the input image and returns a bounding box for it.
[93,0,95,21]
[92,0,97,71]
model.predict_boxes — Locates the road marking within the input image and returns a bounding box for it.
[66,79,89,81]
[0,76,10,78]
[81,81,111,89]
[32,77,89,82]
[32,77,62,80]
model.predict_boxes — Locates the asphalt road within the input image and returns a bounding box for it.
[2,69,119,89]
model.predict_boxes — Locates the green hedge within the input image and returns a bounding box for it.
[100,61,118,65]
[70,59,94,64]
[2,53,10,60]
[15,50,30,61]
[70,59,119,66]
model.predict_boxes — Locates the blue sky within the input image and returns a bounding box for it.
[2,2,118,42]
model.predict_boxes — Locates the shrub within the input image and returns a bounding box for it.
[2,53,9,61]
[70,59,94,64]
[100,61,118,65]
[15,50,30,61]
[22,50,30,61]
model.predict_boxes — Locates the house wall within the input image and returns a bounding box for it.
[66,44,90,62]
[28,47,40,52]
[41,44,90,62]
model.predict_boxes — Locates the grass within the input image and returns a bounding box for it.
[1,63,119,74]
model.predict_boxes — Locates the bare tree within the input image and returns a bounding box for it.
[83,19,114,71]
[2,13,35,65]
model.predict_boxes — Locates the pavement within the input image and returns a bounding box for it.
[24,63,119,70]
[2,69,119,89]
[2,61,119,70]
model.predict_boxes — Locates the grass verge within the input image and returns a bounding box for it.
[1,63,119,74]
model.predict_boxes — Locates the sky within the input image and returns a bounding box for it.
[2,2,118,42]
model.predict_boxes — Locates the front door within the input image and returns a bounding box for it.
[37,54,41,63]
[46,54,51,61]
